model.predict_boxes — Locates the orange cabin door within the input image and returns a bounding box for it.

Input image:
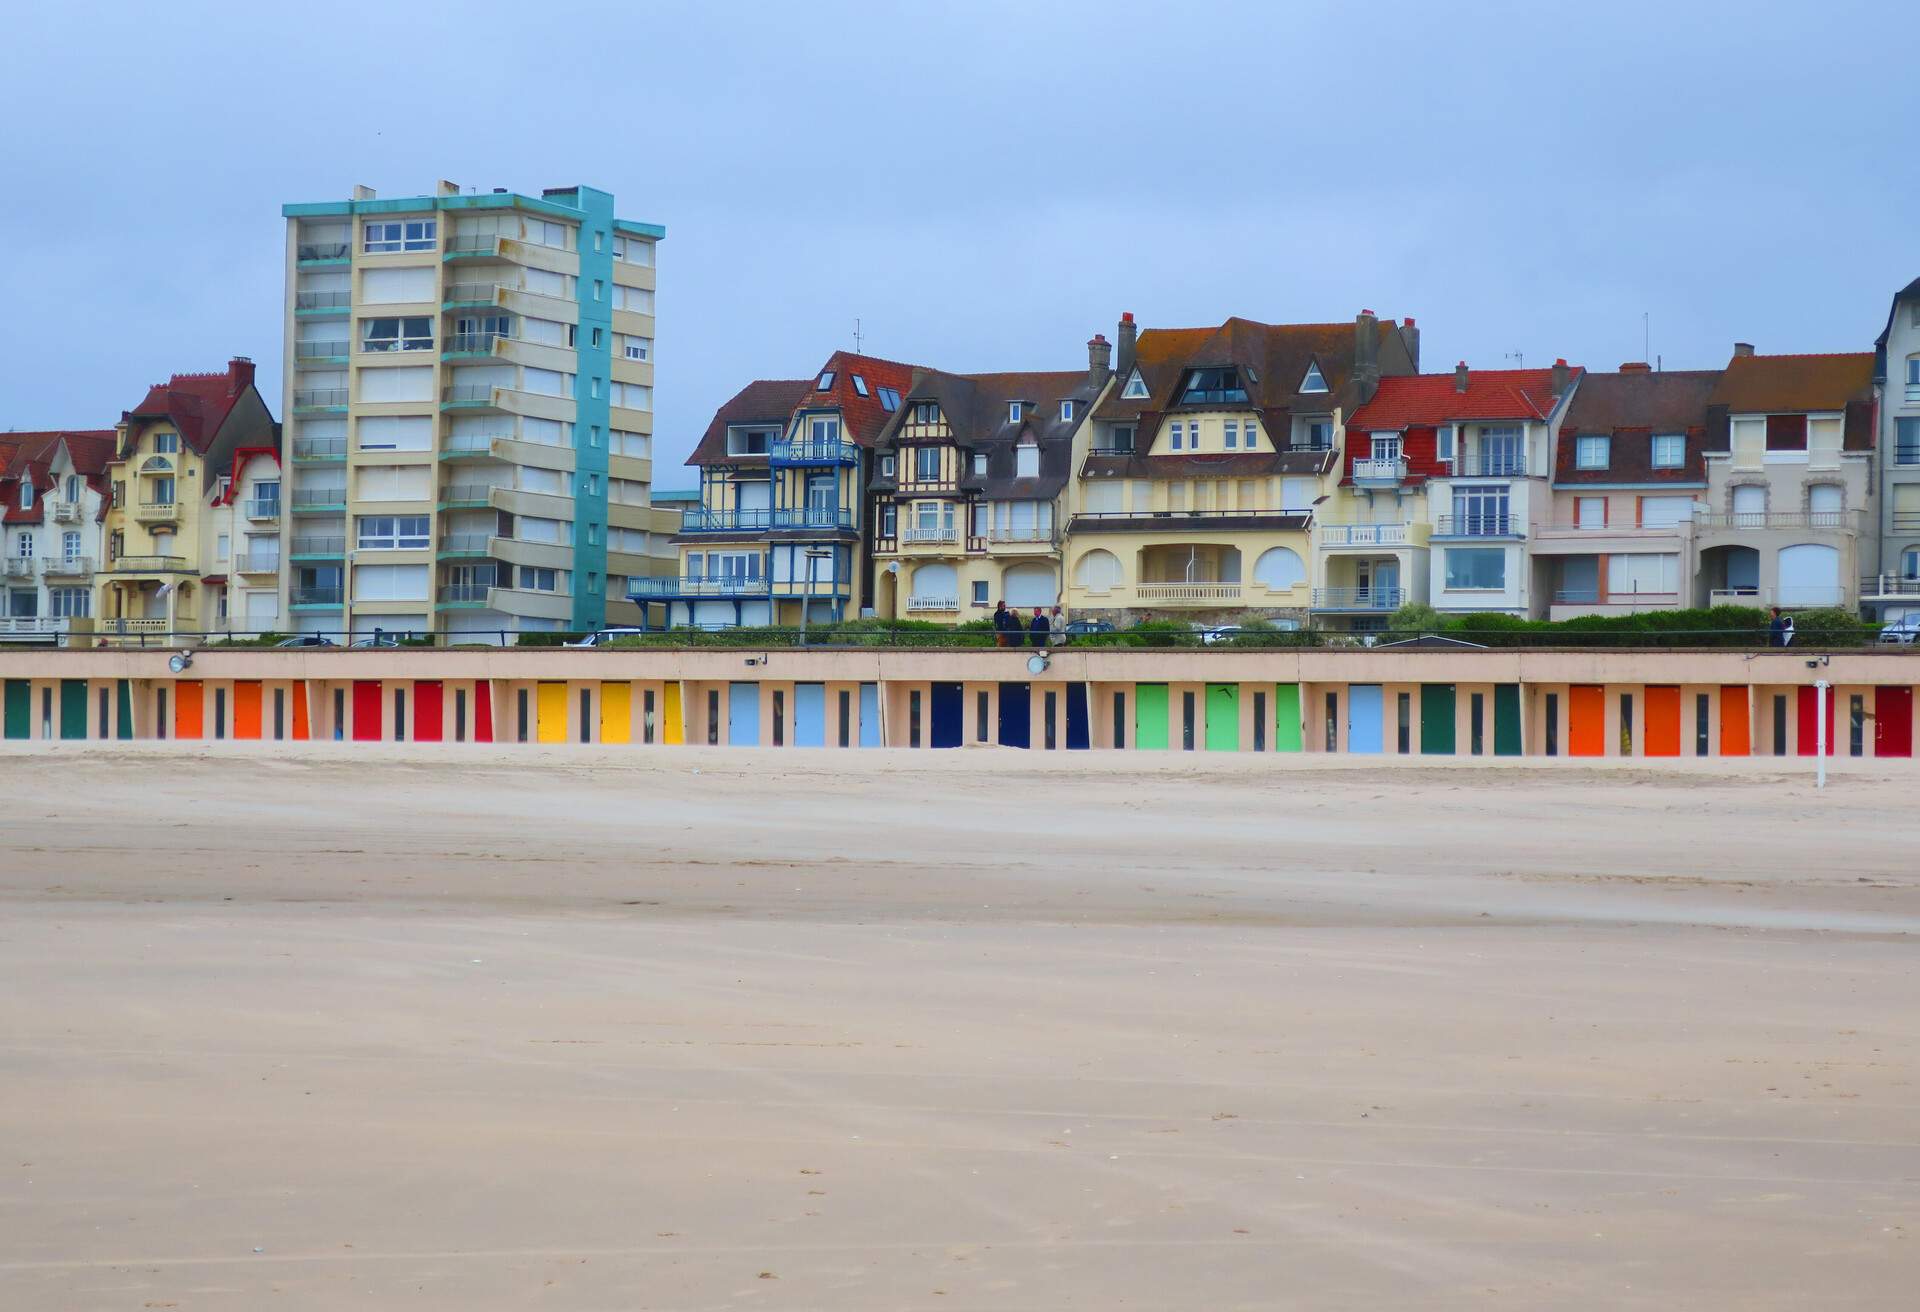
[232,681,263,740]
[173,681,204,740]
[1568,686,1605,756]
[291,681,311,740]
[1719,686,1750,756]
[1643,686,1681,757]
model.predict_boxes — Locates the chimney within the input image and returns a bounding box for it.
[1454,361,1470,393]
[1733,342,1755,358]
[436,179,460,197]
[1619,361,1652,374]
[1401,316,1420,371]
[227,356,255,396]
[1354,309,1380,392]
[1551,357,1570,397]
[351,184,376,200]
[1087,332,1111,388]
[1115,312,1137,379]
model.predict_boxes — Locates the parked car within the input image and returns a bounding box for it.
[1194,625,1241,645]
[1062,619,1116,637]
[275,635,337,648]
[1878,612,1920,645]
[565,627,648,648]
[350,634,400,649]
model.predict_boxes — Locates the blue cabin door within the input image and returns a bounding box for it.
[997,682,1031,748]
[793,683,825,747]
[930,682,964,748]
[1348,684,1384,754]
[727,682,761,746]
[858,683,881,746]
[1065,683,1090,750]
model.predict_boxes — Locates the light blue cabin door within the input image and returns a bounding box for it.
[858,683,881,747]
[1348,684,1384,754]
[727,682,761,746]
[794,683,826,747]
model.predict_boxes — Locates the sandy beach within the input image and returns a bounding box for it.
[1,743,1916,1309]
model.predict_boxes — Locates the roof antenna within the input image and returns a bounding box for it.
[852,318,863,355]
[1502,350,1524,368]
[1642,311,1650,366]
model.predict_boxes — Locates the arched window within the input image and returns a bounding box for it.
[1778,543,1841,607]
[1073,549,1123,592]
[1253,546,1306,590]
[909,562,957,610]
[139,456,174,474]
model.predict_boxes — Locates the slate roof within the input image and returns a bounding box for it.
[685,378,811,466]
[1705,352,1876,452]
[872,368,1100,500]
[1556,368,1720,486]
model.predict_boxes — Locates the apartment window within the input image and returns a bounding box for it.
[589,378,602,399]
[1452,484,1511,534]
[727,426,772,456]
[154,432,179,454]
[1170,421,1184,451]
[913,446,941,481]
[360,316,432,352]
[1480,425,1524,474]
[13,532,30,558]
[1371,433,1401,462]
[1435,425,1455,462]
[519,566,559,592]
[592,279,605,301]
[216,533,230,562]
[61,530,81,559]
[1180,367,1248,404]
[913,402,939,425]
[527,219,570,249]
[1300,362,1328,393]
[364,219,436,253]
[880,504,897,538]
[1060,400,1075,421]
[49,587,89,618]
[972,452,987,476]
[971,579,988,607]
[879,455,895,477]
[1765,414,1808,451]
[1651,433,1686,468]
[587,523,601,546]
[1444,547,1506,590]
[1110,424,1136,452]
[1907,355,1920,390]
[356,515,430,550]
[1015,444,1039,478]
[622,335,651,361]
[1575,435,1610,469]
[613,285,652,314]
[585,473,600,495]
[1226,420,1244,450]
[1894,417,1920,465]
[18,482,31,510]
[808,416,840,445]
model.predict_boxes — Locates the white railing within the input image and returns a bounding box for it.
[1351,456,1407,482]
[1860,574,1920,598]
[1696,510,1860,531]
[903,527,958,544]
[1312,586,1404,610]
[0,616,69,636]
[906,594,958,611]
[1319,522,1409,547]
[236,554,281,573]
[984,527,1054,543]
[49,499,80,523]
[108,617,169,634]
[40,556,93,576]
[2,557,35,578]
[1135,582,1242,602]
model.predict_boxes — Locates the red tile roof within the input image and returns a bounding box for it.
[122,358,258,454]
[1346,366,1574,431]
[687,352,922,467]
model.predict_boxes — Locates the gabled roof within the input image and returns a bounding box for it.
[1347,366,1573,430]
[0,430,120,525]
[121,358,259,455]
[795,350,920,446]
[1556,368,1719,486]
[1707,352,1875,415]
[1874,275,1920,360]
[875,367,1098,499]
[686,378,811,465]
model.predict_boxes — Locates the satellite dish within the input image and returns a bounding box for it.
[1026,652,1049,675]
[168,652,192,674]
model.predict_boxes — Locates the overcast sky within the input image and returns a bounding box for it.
[2,0,1914,485]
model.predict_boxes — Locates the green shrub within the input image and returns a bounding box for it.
[1789,607,1879,646]
[1386,603,1446,636]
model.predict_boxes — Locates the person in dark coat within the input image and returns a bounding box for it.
[1768,607,1786,648]
[1028,608,1050,647]
[992,601,1013,648]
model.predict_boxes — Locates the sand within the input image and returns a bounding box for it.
[1,743,1916,1310]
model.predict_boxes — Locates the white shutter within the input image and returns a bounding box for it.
[356,416,431,451]
[1082,481,1122,513]
[361,267,434,303]
[358,366,433,403]
[1639,496,1691,528]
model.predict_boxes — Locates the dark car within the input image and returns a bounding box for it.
[1063,619,1116,637]
[275,635,338,648]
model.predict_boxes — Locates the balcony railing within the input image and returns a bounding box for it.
[293,387,348,408]
[1860,574,1920,598]
[291,490,347,510]
[1433,514,1524,538]
[1135,582,1242,602]
[1708,585,1848,608]
[293,435,346,460]
[437,583,494,604]
[1,557,33,578]
[49,499,81,523]
[1446,452,1530,477]
[983,526,1054,543]
[1552,589,1679,605]
[1318,522,1412,547]
[110,554,191,572]
[771,435,860,464]
[0,616,70,636]
[1893,444,1920,467]
[134,500,178,522]
[444,281,509,305]
[442,383,498,405]
[444,233,502,256]
[236,553,281,574]
[446,331,505,355]
[290,586,344,606]
[771,508,856,531]
[1351,456,1408,483]
[439,532,492,554]
[1535,518,1687,537]
[439,483,497,505]
[628,575,771,598]
[360,336,435,354]
[41,556,93,577]
[297,241,350,261]
[902,526,959,544]
[294,290,350,311]
[1695,510,1858,531]
[241,498,280,521]
[295,339,349,359]
[1311,586,1404,610]
[680,508,771,532]
[290,535,346,556]
[906,594,958,612]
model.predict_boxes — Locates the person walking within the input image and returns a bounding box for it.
[1028,607,1050,647]
[1768,606,1787,648]
[992,600,1013,648]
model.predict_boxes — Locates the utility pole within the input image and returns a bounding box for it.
[1815,678,1830,788]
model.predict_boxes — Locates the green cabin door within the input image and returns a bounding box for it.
[1134,684,1169,750]
[1205,684,1239,751]
[1272,683,1302,752]
[59,680,87,740]
[1494,684,1523,756]
[116,680,134,740]
[1420,684,1456,755]
[3,681,27,740]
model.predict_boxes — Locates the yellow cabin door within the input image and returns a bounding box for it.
[535,682,567,743]
[600,682,632,744]
[663,681,685,744]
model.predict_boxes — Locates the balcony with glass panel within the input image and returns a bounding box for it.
[291,435,347,463]
[294,338,350,363]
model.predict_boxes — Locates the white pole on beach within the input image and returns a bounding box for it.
[1815,678,1829,789]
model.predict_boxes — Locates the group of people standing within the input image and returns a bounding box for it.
[993,601,1061,648]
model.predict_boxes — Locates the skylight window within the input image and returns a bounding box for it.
[852,375,869,397]
[1121,370,1148,399]
[877,387,900,412]
[817,371,835,391]
[1300,362,1328,393]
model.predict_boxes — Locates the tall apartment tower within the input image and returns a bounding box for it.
[279,181,673,641]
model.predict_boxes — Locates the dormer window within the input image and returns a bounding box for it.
[1015,443,1039,478]
[726,426,774,456]
[154,432,180,454]
[913,401,939,425]
[816,371,835,391]
[851,374,870,397]
[1008,402,1023,424]
[19,480,31,510]
[1060,400,1075,422]
[1121,370,1149,400]
[1179,367,1248,405]
[1300,362,1328,393]
[972,452,988,476]
[880,454,895,477]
